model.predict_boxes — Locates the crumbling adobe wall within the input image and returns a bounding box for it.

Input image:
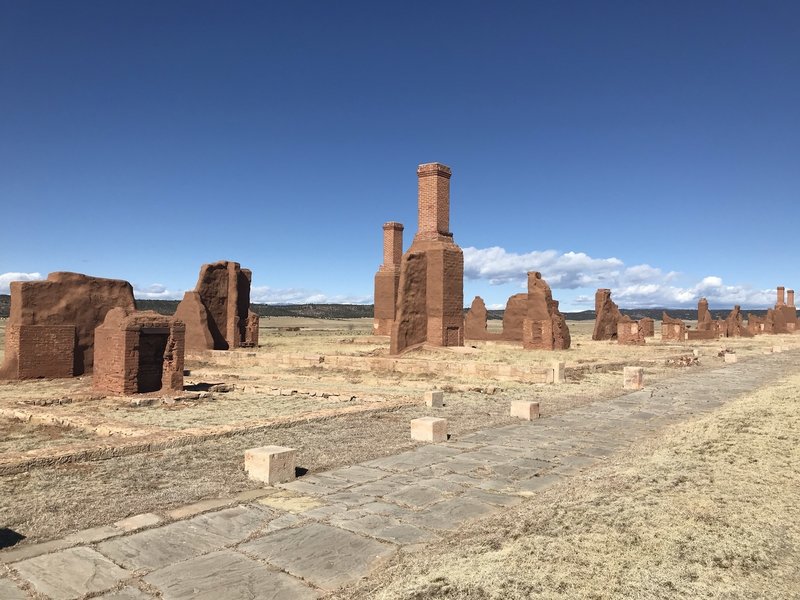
[697,298,713,330]
[592,289,622,341]
[639,317,655,337]
[661,312,687,341]
[465,296,490,340]
[0,272,136,379]
[175,261,257,351]
[94,308,185,395]
[373,222,404,336]
[522,272,571,350]
[617,316,645,345]
[500,294,527,341]
[772,286,797,333]
[390,252,428,354]
[725,305,753,337]
[747,313,765,335]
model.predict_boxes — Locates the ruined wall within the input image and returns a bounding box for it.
[522,272,570,350]
[0,272,136,379]
[501,294,527,341]
[617,316,645,345]
[661,312,687,341]
[373,222,404,336]
[175,261,257,351]
[94,308,185,395]
[592,289,621,341]
[772,286,797,333]
[697,298,713,331]
[390,163,464,354]
[725,305,753,337]
[465,296,490,340]
[747,313,766,335]
[639,317,655,337]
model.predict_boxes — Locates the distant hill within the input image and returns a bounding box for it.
[0,294,771,321]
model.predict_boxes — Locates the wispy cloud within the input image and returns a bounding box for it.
[133,283,184,300]
[0,272,43,294]
[251,286,371,305]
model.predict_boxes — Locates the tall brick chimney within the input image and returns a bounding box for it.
[777,286,785,306]
[380,222,404,272]
[788,289,795,307]
[416,163,452,241]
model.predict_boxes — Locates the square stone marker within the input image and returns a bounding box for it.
[411,417,447,442]
[0,578,27,600]
[425,390,444,408]
[13,547,130,600]
[724,353,738,363]
[510,400,540,420]
[240,523,395,591]
[145,549,319,600]
[623,366,644,390]
[245,445,296,484]
[98,506,270,572]
[552,361,566,384]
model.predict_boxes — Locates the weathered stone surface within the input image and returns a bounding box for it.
[241,523,395,591]
[464,296,490,340]
[384,484,446,508]
[697,298,713,330]
[617,316,645,345]
[97,587,155,600]
[510,400,540,420]
[411,417,447,442]
[0,578,26,600]
[98,506,270,571]
[592,288,621,341]
[724,353,738,363]
[639,317,655,337]
[114,512,163,532]
[332,513,436,545]
[425,390,444,408]
[144,549,319,600]
[391,163,464,354]
[175,261,256,351]
[0,272,136,378]
[661,312,686,341]
[623,367,644,390]
[245,445,296,484]
[399,497,497,530]
[501,293,527,341]
[13,547,130,600]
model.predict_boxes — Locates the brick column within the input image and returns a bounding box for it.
[416,163,452,241]
[787,289,795,307]
[374,222,404,335]
[777,286,785,306]
[380,222,404,272]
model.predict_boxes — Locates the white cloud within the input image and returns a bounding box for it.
[0,272,43,294]
[133,283,184,300]
[251,286,371,305]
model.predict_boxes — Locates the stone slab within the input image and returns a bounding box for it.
[114,512,163,532]
[0,578,27,600]
[0,538,71,564]
[324,465,387,484]
[332,513,437,545]
[13,547,130,600]
[398,497,497,531]
[240,523,395,591]
[97,587,156,599]
[98,506,270,571]
[167,498,233,520]
[145,549,318,600]
[384,484,447,508]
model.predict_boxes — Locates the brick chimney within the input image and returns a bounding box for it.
[777,286,785,306]
[788,289,795,307]
[416,163,452,241]
[380,222,404,272]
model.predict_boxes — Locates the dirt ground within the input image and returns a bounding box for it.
[0,317,797,544]
[329,371,800,600]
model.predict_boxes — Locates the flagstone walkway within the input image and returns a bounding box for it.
[1,350,797,599]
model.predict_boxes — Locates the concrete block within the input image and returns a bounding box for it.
[724,353,737,363]
[425,390,444,408]
[410,417,447,443]
[245,446,296,485]
[510,400,540,420]
[772,346,783,353]
[552,361,566,384]
[623,366,644,390]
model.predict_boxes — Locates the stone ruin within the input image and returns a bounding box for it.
[617,316,645,345]
[695,297,725,338]
[725,305,753,338]
[373,222,404,336]
[463,273,570,350]
[639,317,655,338]
[661,312,687,341]
[93,308,185,395]
[390,163,464,355]
[0,272,136,379]
[175,261,259,352]
[592,289,622,341]
[747,313,766,335]
[771,286,798,334]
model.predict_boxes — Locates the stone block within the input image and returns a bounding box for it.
[552,361,565,384]
[510,400,540,420]
[245,446,296,484]
[724,353,738,363]
[425,390,444,408]
[772,346,783,353]
[410,417,447,443]
[623,366,644,390]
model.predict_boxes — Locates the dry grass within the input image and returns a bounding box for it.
[330,373,800,600]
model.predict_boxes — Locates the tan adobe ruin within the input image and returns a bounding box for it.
[725,305,753,338]
[464,296,490,340]
[695,297,725,338]
[772,286,797,333]
[617,315,646,345]
[93,308,185,395]
[591,289,621,341]
[175,261,259,352]
[390,163,464,354]
[0,272,136,379]
[639,317,655,338]
[661,312,687,341]
[373,222,404,336]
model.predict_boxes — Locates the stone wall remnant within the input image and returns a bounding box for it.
[373,222,404,336]
[0,272,136,379]
[661,312,687,341]
[391,163,464,354]
[93,308,185,395]
[639,317,655,337]
[175,261,258,351]
[617,316,646,345]
[522,272,570,350]
[592,289,622,341]
[773,286,797,333]
[464,296,490,340]
[725,305,753,337]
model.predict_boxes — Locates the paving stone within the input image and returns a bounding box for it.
[258,492,325,514]
[0,538,71,564]
[517,473,564,493]
[398,497,497,531]
[414,477,468,494]
[265,513,305,532]
[301,504,350,520]
[300,473,353,490]
[233,488,273,502]
[63,525,122,545]
[0,578,27,600]
[364,450,446,472]
[241,523,395,591]
[384,484,446,508]
[322,491,377,506]
[98,506,271,571]
[276,480,339,496]
[167,498,233,520]
[96,586,156,599]
[460,488,522,507]
[145,549,318,600]
[325,465,387,484]
[333,513,437,545]
[347,479,402,497]
[13,547,130,600]
[114,512,163,532]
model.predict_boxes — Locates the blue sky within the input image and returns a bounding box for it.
[1,1,798,310]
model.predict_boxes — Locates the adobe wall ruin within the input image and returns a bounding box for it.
[725,305,753,338]
[521,272,570,350]
[175,261,259,351]
[93,308,185,395]
[772,286,797,333]
[639,317,655,337]
[373,222,404,336]
[0,272,136,379]
[592,289,622,341]
[464,296,493,340]
[391,163,464,354]
[617,316,646,345]
[661,312,687,341]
